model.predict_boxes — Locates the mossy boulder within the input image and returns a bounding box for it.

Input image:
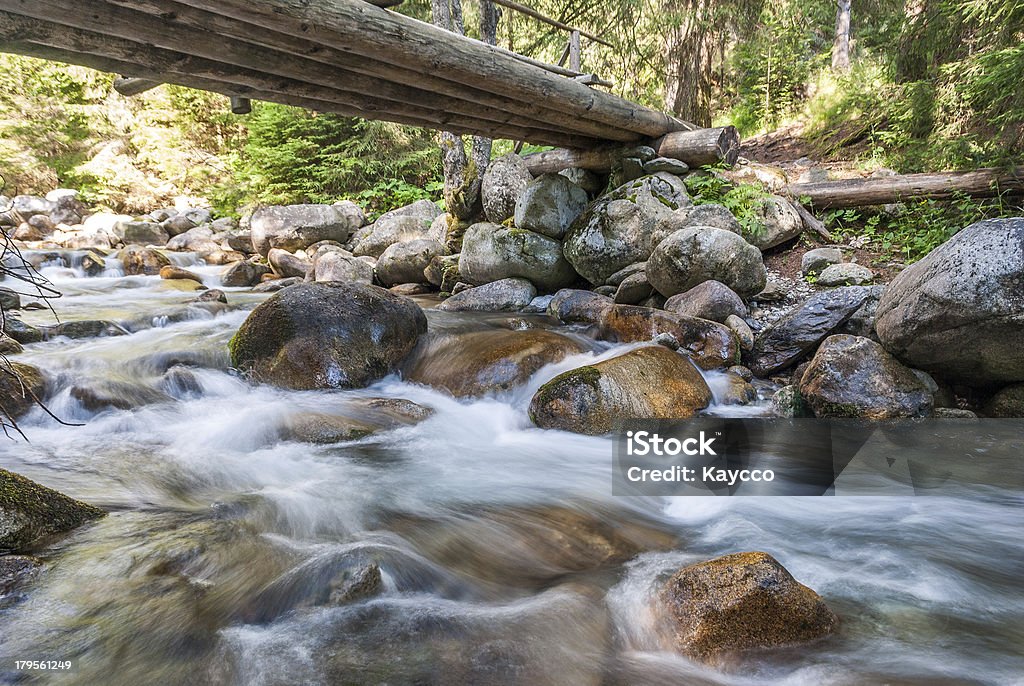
[405,329,585,397]
[0,362,46,420]
[458,222,578,292]
[799,334,934,419]
[661,551,838,663]
[1,468,105,552]
[528,345,712,434]
[597,305,739,370]
[229,282,427,390]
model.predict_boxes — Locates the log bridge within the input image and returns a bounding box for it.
[0,0,741,173]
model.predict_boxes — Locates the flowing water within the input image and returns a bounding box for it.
[1,251,1022,685]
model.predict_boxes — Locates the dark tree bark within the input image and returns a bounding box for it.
[832,0,852,72]
[662,0,715,127]
[432,0,498,220]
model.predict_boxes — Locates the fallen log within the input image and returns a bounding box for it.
[786,167,1024,210]
[522,127,741,175]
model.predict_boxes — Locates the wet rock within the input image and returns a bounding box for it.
[159,265,203,283]
[119,246,171,276]
[934,408,978,419]
[159,366,203,398]
[648,225,767,299]
[771,384,810,417]
[220,260,271,287]
[875,217,1024,385]
[283,398,433,443]
[406,329,584,397]
[597,305,739,370]
[205,250,246,266]
[389,283,432,296]
[43,320,129,340]
[746,195,803,250]
[716,371,758,405]
[0,287,20,311]
[747,286,874,376]
[529,345,712,434]
[563,173,690,285]
[661,551,838,663]
[835,284,885,339]
[376,238,446,287]
[817,262,874,286]
[0,554,42,595]
[159,279,206,293]
[799,334,934,419]
[2,318,44,345]
[250,204,361,256]
[514,173,589,239]
[229,282,427,390]
[801,247,843,275]
[313,250,374,284]
[613,271,653,304]
[267,248,312,279]
[0,468,105,551]
[436,277,537,313]
[0,337,22,355]
[0,362,46,419]
[729,365,754,381]
[664,280,747,324]
[251,277,301,293]
[80,251,106,276]
[481,152,533,223]
[71,381,175,411]
[114,220,169,246]
[193,289,227,304]
[983,383,1024,417]
[459,222,577,292]
[166,225,218,253]
[725,314,754,352]
[351,200,441,258]
[546,288,614,323]
[670,203,743,234]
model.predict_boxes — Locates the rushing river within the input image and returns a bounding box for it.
[1,251,1022,686]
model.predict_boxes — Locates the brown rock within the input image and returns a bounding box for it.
[159,265,203,283]
[0,362,46,420]
[119,246,171,276]
[598,305,739,370]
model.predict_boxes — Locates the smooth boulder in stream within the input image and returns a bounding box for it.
[229,282,427,390]
[1,468,105,551]
[0,362,46,420]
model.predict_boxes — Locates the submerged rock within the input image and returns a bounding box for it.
[229,282,427,390]
[529,345,712,434]
[0,468,105,551]
[282,397,433,443]
[436,277,537,313]
[406,329,584,397]
[0,554,42,595]
[661,551,838,663]
[799,334,934,419]
[71,381,175,412]
[875,217,1024,385]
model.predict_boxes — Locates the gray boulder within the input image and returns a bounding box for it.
[162,213,198,237]
[801,247,843,275]
[11,195,54,219]
[351,200,441,258]
[664,280,747,323]
[799,334,934,418]
[481,153,532,224]
[983,383,1024,417]
[875,218,1024,385]
[229,282,427,390]
[514,173,588,239]
[436,277,537,312]
[817,262,874,286]
[251,204,361,257]
[746,195,803,250]
[459,222,577,292]
[314,251,374,285]
[671,203,743,234]
[613,271,653,304]
[563,173,689,285]
[268,248,312,279]
[220,260,271,287]
[375,239,446,287]
[747,286,874,377]
[113,221,169,246]
[647,226,767,298]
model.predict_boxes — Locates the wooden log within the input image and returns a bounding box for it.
[0,35,600,147]
[786,167,1024,210]
[522,127,741,174]
[172,0,692,138]
[108,0,636,140]
[112,76,158,96]
[0,6,606,147]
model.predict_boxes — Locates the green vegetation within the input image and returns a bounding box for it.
[684,167,769,238]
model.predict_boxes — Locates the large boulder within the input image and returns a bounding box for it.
[221,260,271,287]
[436,277,536,312]
[118,246,171,276]
[10,195,54,219]
[481,153,532,224]
[250,204,361,257]
[229,282,427,390]
[166,225,219,253]
[661,551,838,663]
[563,173,689,285]
[983,383,1024,418]
[1,468,105,551]
[670,203,743,235]
[0,362,46,420]
[799,334,934,419]
[597,305,739,370]
[747,286,874,377]
[113,220,168,246]
[745,195,803,250]
[664,280,747,323]
[528,345,712,434]
[514,173,589,239]
[375,238,446,287]
[406,329,585,397]
[875,218,1024,385]
[459,222,577,292]
[267,248,312,279]
[547,288,615,323]
[313,251,374,284]
[351,200,442,258]
[647,226,766,299]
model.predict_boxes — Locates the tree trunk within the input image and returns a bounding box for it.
[832,0,852,72]
[662,0,715,127]
[433,0,497,220]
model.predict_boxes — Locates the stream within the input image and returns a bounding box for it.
[1,250,1022,685]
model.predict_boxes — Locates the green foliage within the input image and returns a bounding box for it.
[684,166,769,237]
